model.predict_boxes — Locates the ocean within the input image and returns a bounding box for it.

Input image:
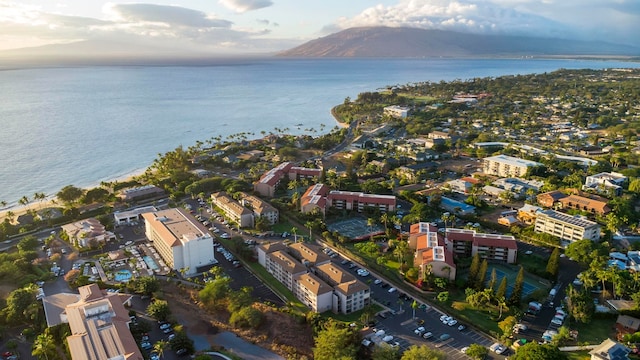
[1,57,638,206]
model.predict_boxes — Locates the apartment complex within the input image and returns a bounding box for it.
[300,183,329,215]
[257,242,370,314]
[240,193,279,225]
[559,194,610,215]
[408,222,456,281]
[534,209,601,246]
[445,228,518,264]
[299,184,396,215]
[66,284,143,360]
[482,154,543,177]
[141,208,216,276]
[61,218,115,248]
[254,162,322,197]
[210,192,254,228]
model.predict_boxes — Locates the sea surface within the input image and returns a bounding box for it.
[1,57,638,206]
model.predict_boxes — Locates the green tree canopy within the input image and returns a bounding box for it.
[466,344,489,359]
[371,344,401,360]
[229,306,264,329]
[400,345,446,360]
[512,342,567,360]
[146,300,171,322]
[198,276,232,310]
[546,248,561,278]
[56,185,84,205]
[313,320,359,360]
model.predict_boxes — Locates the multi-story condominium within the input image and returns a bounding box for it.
[445,229,518,264]
[327,191,396,213]
[559,194,610,215]
[66,284,143,360]
[210,191,254,228]
[113,206,157,226]
[141,208,216,276]
[254,162,322,197]
[534,209,601,246]
[314,263,370,314]
[584,172,626,196]
[300,184,329,215]
[482,154,543,177]
[256,243,370,314]
[383,105,410,119]
[408,222,456,281]
[62,218,115,248]
[240,193,279,225]
[264,250,307,290]
[294,272,333,313]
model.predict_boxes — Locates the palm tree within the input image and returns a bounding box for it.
[153,340,169,359]
[0,200,6,208]
[305,221,314,241]
[5,210,15,224]
[291,227,298,243]
[411,299,418,319]
[32,333,55,360]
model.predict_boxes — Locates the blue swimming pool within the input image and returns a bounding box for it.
[114,269,132,282]
[143,256,159,271]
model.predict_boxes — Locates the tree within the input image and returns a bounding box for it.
[565,239,606,266]
[131,276,160,296]
[153,340,169,359]
[147,300,171,322]
[32,333,56,360]
[498,315,517,337]
[17,235,39,252]
[313,319,359,360]
[488,268,497,292]
[496,277,508,300]
[400,345,446,360]
[291,227,298,242]
[3,287,37,324]
[475,259,488,290]
[468,253,481,286]
[546,248,560,278]
[372,345,401,360]
[227,287,254,313]
[466,344,489,359]
[229,306,264,329]
[511,342,567,360]
[437,291,449,302]
[509,266,525,305]
[56,185,84,205]
[566,285,595,323]
[199,276,231,309]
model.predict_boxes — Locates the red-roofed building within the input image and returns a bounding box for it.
[300,184,330,215]
[408,222,456,281]
[445,228,518,263]
[299,185,396,215]
[254,162,323,197]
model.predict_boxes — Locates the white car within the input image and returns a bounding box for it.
[388,287,397,293]
[461,346,469,354]
[414,326,425,335]
[422,332,433,339]
[551,317,564,326]
[447,319,458,327]
[220,233,230,239]
[374,279,382,285]
[357,269,370,277]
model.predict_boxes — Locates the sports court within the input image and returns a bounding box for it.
[485,263,546,298]
[327,217,384,240]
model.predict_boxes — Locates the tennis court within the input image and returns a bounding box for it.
[485,264,544,298]
[327,217,384,240]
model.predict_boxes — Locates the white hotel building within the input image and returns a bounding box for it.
[483,154,543,177]
[534,209,601,246]
[141,208,216,276]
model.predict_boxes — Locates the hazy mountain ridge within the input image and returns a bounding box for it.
[277,27,640,58]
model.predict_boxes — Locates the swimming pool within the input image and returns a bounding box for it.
[114,269,132,282]
[143,256,159,271]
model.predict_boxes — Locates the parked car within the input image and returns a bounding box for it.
[159,323,172,330]
[414,326,425,335]
[388,287,397,293]
[374,279,382,285]
[439,333,451,341]
[422,332,433,339]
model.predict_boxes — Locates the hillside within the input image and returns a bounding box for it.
[277,26,639,58]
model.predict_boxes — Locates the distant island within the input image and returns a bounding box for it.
[277,26,640,58]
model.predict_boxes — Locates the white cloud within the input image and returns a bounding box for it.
[218,0,274,13]
[104,3,232,28]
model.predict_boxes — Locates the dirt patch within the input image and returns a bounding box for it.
[162,281,314,359]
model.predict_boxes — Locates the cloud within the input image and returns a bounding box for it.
[105,3,232,28]
[218,0,274,13]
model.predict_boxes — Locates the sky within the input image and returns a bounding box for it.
[0,0,639,56]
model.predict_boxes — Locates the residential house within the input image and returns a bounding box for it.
[615,315,640,340]
[517,204,542,225]
[62,218,115,248]
[141,208,216,276]
[584,172,627,196]
[588,338,630,360]
[558,194,610,215]
[383,105,410,119]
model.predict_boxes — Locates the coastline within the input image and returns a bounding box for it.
[331,106,349,128]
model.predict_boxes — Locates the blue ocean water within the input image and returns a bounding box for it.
[0,58,638,206]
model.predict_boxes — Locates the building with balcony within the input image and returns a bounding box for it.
[254,162,322,197]
[534,209,601,246]
[61,218,115,248]
[584,172,627,196]
[444,228,518,264]
[482,155,543,177]
[408,222,456,281]
[141,208,216,276]
[240,193,279,225]
[210,192,254,228]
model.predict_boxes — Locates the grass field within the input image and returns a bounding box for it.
[565,350,590,360]
[571,317,617,344]
[436,290,502,337]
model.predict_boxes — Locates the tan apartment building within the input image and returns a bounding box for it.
[315,263,371,314]
[66,284,143,360]
[141,208,216,276]
[534,209,601,246]
[294,272,333,313]
[240,193,279,225]
[483,154,543,177]
[210,192,254,228]
[264,250,307,290]
[558,194,610,215]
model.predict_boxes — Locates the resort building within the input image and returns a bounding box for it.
[383,105,410,119]
[408,222,456,281]
[210,192,254,228]
[254,162,322,197]
[534,209,601,246]
[117,185,164,202]
[584,172,627,196]
[327,191,396,213]
[256,242,370,314]
[558,194,610,215]
[141,208,216,276]
[61,218,115,248]
[113,206,157,226]
[240,193,279,225]
[482,155,543,177]
[445,228,518,264]
[300,184,329,215]
[65,284,142,360]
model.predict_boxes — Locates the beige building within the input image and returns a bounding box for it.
[483,154,543,177]
[141,208,216,276]
[315,263,370,314]
[534,209,601,246]
[210,192,254,228]
[66,284,143,360]
[294,272,334,313]
[240,193,279,225]
[61,218,115,248]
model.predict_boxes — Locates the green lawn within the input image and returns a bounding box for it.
[434,291,502,337]
[326,303,384,323]
[571,317,617,344]
[271,221,294,234]
[565,350,590,360]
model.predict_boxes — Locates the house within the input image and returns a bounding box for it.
[383,105,410,119]
[517,204,542,224]
[615,315,640,339]
[537,190,568,208]
[482,155,543,177]
[498,215,519,227]
[440,196,476,215]
[584,172,627,196]
[65,284,143,360]
[141,208,216,276]
[558,194,610,215]
[61,218,115,248]
[588,338,630,360]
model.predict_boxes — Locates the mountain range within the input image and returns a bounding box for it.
[277,27,640,58]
